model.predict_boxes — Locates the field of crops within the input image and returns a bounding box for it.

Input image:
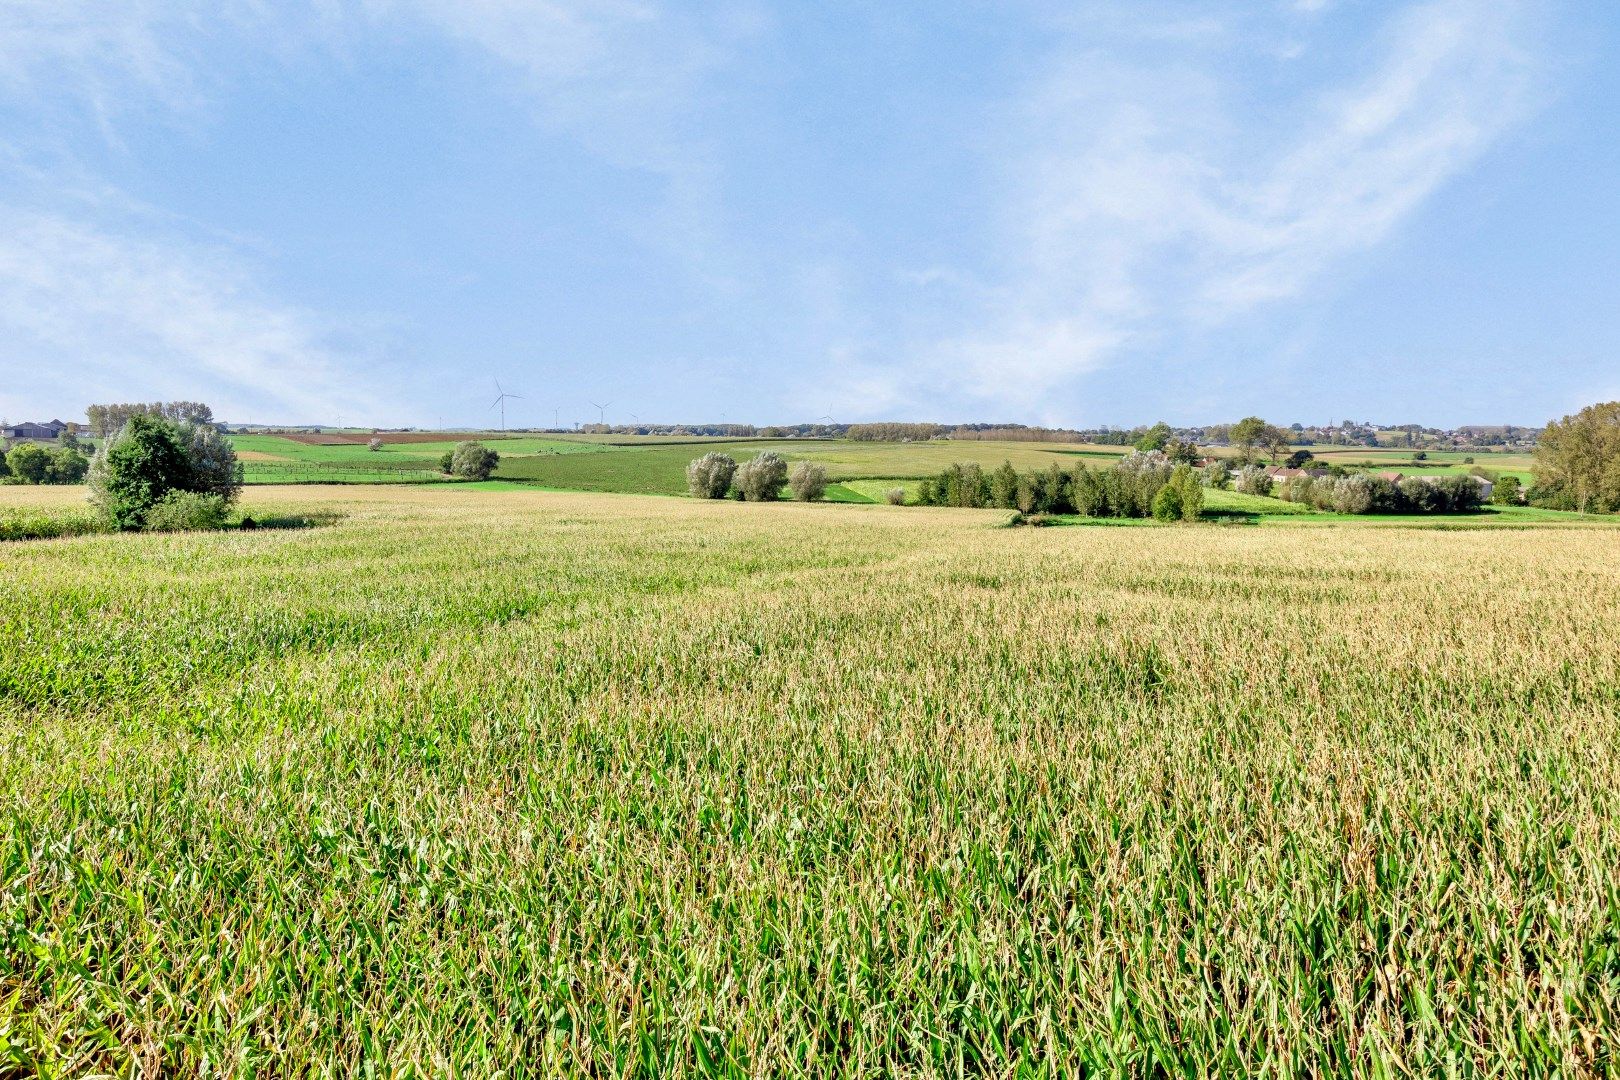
[2,484,1618,1075]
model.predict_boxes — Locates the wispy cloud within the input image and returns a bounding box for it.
[0,204,395,423]
[0,0,738,420]
[890,0,1546,415]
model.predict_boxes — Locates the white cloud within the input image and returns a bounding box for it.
[0,206,395,423]
[900,0,1546,414]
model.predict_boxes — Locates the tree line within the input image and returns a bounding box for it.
[915,453,1204,522]
[86,401,216,438]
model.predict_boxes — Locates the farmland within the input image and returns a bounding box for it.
[3,484,1620,1074]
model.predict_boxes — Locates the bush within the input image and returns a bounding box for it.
[86,414,242,528]
[687,452,737,499]
[440,451,455,474]
[5,443,50,484]
[788,461,828,502]
[143,491,230,532]
[369,437,384,452]
[450,441,500,480]
[884,487,906,506]
[1492,475,1522,505]
[736,452,788,502]
[1233,466,1272,497]
[88,415,197,530]
[1398,478,1442,513]
[1201,459,1231,490]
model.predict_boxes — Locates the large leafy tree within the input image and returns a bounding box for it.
[87,415,198,529]
[1534,402,1620,513]
[1230,416,1269,465]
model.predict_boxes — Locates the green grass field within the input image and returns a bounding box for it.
[3,484,1619,1074]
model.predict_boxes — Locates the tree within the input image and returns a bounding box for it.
[1533,402,1620,513]
[184,423,242,502]
[87,414,197,529]
[1285,450,1315,468]
[368,437,384,452]
[1492,475,1522,506]
[988,461,1019,509]
[439,451,455,474]
[1151,485,1183,521]
[46,447,90,484]
[1170,464,1202,522]
[1230,416,1269,465]
[1202,459,1231,490]
[6,443,50,484]
[1263,425,1292,464]
[449,441,500,480]
[787,461,828,502]
[1134,422,1172,453]
[735,452,788,501]
[686,452,737,499]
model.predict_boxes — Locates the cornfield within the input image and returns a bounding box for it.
[2,486,1618,1076]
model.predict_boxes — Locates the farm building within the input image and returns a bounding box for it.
[0,419,69,441]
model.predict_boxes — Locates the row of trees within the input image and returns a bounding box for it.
[1,443,89,485]
[86,401,215,438]
[914,453,1204,522]
[687,453,829,501]
[1275,474,1487,515]
[844,423,947,443]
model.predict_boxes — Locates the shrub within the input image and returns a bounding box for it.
[884,487,906,506]
[369,437,384,452]
[787,461,828,502]
[1233,466,1272,497]
[1398,478,1442,513]
[1429,475,1485,513]
[1492,475,1522,505]
[440,451,455,474]
[88,415,197,530]
[736,452,788,502]
[450,441,500,480]
[687,452,737,499]
[1201,459,1231,490]
[143,491,230,532]
[5,443,50,484]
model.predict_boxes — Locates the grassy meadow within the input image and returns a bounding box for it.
[3,484,1620,1075]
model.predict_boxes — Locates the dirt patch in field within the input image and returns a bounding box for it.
[236,450,291,461]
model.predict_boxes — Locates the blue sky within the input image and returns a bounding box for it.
[1,0,1615,429]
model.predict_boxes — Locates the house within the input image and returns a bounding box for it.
[1373,470,1405,483]
[1266,467,1316,482]
[0,419,68,441]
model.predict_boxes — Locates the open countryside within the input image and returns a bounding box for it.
[7,2,1620,1075]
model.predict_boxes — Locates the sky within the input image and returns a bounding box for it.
[1,0,1616,430]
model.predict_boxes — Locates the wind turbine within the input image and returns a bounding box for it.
[491,380,523,432]
[589,400,612,427]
